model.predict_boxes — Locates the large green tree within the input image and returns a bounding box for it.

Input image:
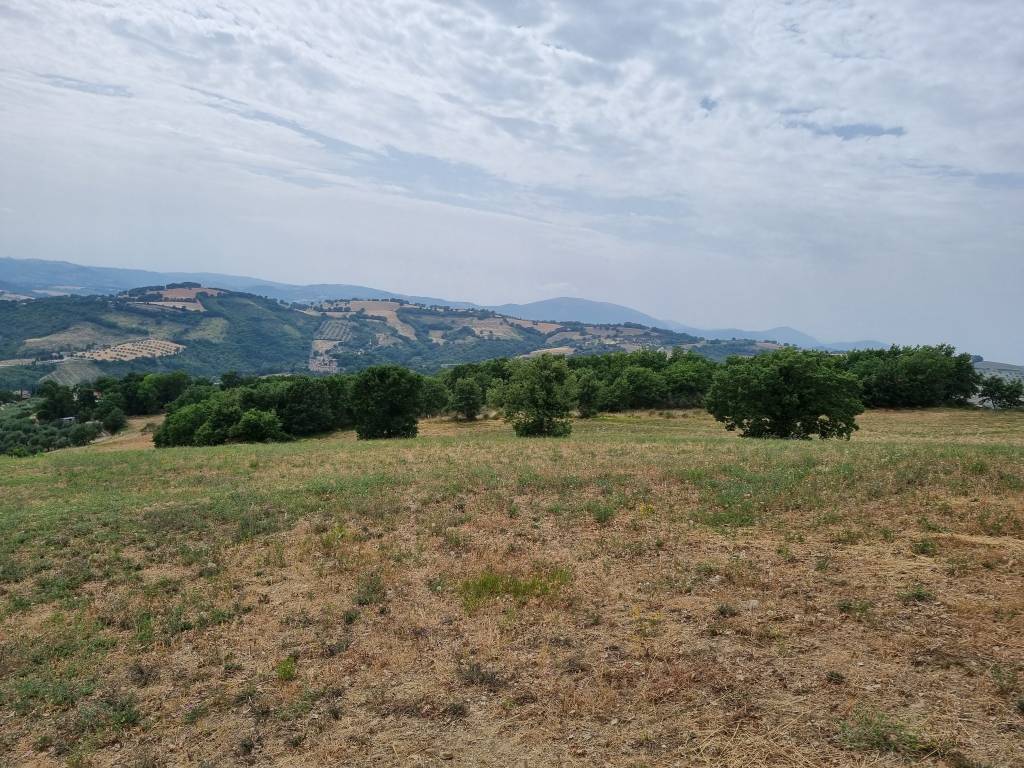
[350,365,423,439]
[451,378,484,420]
[277,378,334,436]
[418,377,450,418]
[574,369,603,418]
[35,381,76,422]
[500,355,576,437]
[610,365,668,410]
[664,351,718,407]
[706,349,864,439]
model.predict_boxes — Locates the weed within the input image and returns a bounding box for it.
[275,655,298,682]
[776,544,797,563]
[976,509,1021,536]
[832,528,863,545]
[354,571,386,606]
[715,603,739,618]
[32,733,54,752]
[691,561,719,583]
[990,664,1019,697]
[911,538,938,556]
[457,661,507,690]
[837,598,875,621]
[183,701,209,725]
[71,690,141,738]
[318,523,348,557]
[441,529,469,550]
[839,709,927,755]
[900,583,936,604]
[459,568,570,611]
[324,637,351,657]
[586,499,616,526]
[266,541,286,568]
[127,662,158,688]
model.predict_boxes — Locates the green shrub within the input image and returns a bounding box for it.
[97,404,127,434]
[275,655,298,682]
[229,409,286,443]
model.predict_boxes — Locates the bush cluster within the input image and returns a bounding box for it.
[1,342,1012,455]
[0,376,140,456]
[0,399,105,456]
[840,345,979,408]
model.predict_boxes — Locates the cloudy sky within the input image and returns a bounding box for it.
[1,1,1022,359]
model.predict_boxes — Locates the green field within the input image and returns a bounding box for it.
[1,409,1022,766]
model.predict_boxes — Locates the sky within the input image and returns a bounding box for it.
[0,1,1022,360]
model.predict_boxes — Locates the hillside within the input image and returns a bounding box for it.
[976,359,1024,383]
[1,409,1022,766]
[0,258,882,351]
[0,289,319,387]
[0,286,772,388]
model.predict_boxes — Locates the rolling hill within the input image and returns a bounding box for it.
[0,284,774,388]
[0,257,882,350]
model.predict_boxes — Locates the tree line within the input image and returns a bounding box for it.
[2,344,1020,456]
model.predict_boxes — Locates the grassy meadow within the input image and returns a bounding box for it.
[1,409,1022,767]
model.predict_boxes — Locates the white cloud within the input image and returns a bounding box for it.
[0,0,1021,359]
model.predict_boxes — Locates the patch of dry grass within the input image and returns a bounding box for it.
[0,409,1022,767]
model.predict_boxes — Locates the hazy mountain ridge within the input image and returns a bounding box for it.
[0,258,883,351]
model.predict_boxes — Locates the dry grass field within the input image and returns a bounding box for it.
[1,409,1022,767]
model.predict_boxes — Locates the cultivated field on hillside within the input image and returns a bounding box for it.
[1,410,1022,767]
[75,339,185,362]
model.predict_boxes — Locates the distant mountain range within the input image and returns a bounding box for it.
[0,257,885,351]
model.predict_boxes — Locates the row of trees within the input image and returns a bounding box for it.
[151,354,582,446]
[151,344,1019,447]
[3,344,1020,455]
[31,371,198,431]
